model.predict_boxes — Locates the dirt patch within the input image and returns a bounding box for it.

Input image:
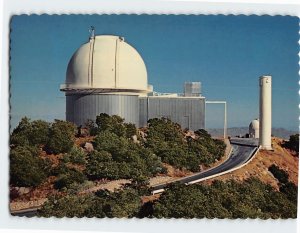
[149,176,176,186]
[10,198,48,211]
[75,136,95,147]
[142,194,161,204]
[80,179,131,194]
[11,176,59,202]
[40,150,63,167]
[163,163,193,177]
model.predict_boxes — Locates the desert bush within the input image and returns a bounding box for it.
[38,188,141,218]
[62,146,86,165]
[85,150,121,180]
[10,145,50,187]
[95,113,126,137]
[150,178,297,219]
[10,117,50,147]
[38,194,94,218]
[45,120,76,154]
[283,134,299,156]
[280,182,298,203]
[268,164,289,184]
[54,167,87,190]
[89,129,164,180]
[145,118,226,171]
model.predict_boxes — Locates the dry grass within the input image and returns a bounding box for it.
[164,163,193,177]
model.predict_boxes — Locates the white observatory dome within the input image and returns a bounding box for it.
[61,35,149,94]
[249,119,259,139]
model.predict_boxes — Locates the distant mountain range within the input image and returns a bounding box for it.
[207,127,298,140]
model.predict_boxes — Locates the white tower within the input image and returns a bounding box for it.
[259,76,272,150]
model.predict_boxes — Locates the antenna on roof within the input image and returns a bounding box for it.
[89,26,95,39]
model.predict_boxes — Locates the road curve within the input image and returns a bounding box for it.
[151,139,259,194]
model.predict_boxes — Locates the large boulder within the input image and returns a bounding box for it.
[84,142,94,153]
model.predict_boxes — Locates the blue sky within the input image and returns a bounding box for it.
[10,15,299,130]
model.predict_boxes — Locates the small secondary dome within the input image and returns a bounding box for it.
[249,119,259,139]
[61,35,149,93]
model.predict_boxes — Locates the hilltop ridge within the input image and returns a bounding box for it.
[208,127,297,140]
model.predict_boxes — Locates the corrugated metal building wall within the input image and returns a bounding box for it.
[66,94,139,126]
[66,94,205,131]
[139,97,205,131]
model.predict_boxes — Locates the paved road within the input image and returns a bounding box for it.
[11,208,38,217]
[151,139,258,193]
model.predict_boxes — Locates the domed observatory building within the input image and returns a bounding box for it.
[249,119,259,139]
[61,31,206,131]
[60,33,152,127]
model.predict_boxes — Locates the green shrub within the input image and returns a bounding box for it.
[93,131,128,157]
[85,150,120,180]
[145,118,226,170]
[191,130,226,164]
[10,117,50,147]
[124,123,137,139]
[38,188,142,218]
[283,134,299,156]
[50,163,69,176]
[150,178,297,219]
[88,188,142,218]
[45,120,76,154]
[38,177,298,219]
[268,164,289,184]
[54,167,87,190]
[10,146,50,187]
[280,182,298,203]
[95,113,126,137]
[194,129,212,139]
[38,194,94,218]
[62,146,86,165]
[91,130,164,180]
